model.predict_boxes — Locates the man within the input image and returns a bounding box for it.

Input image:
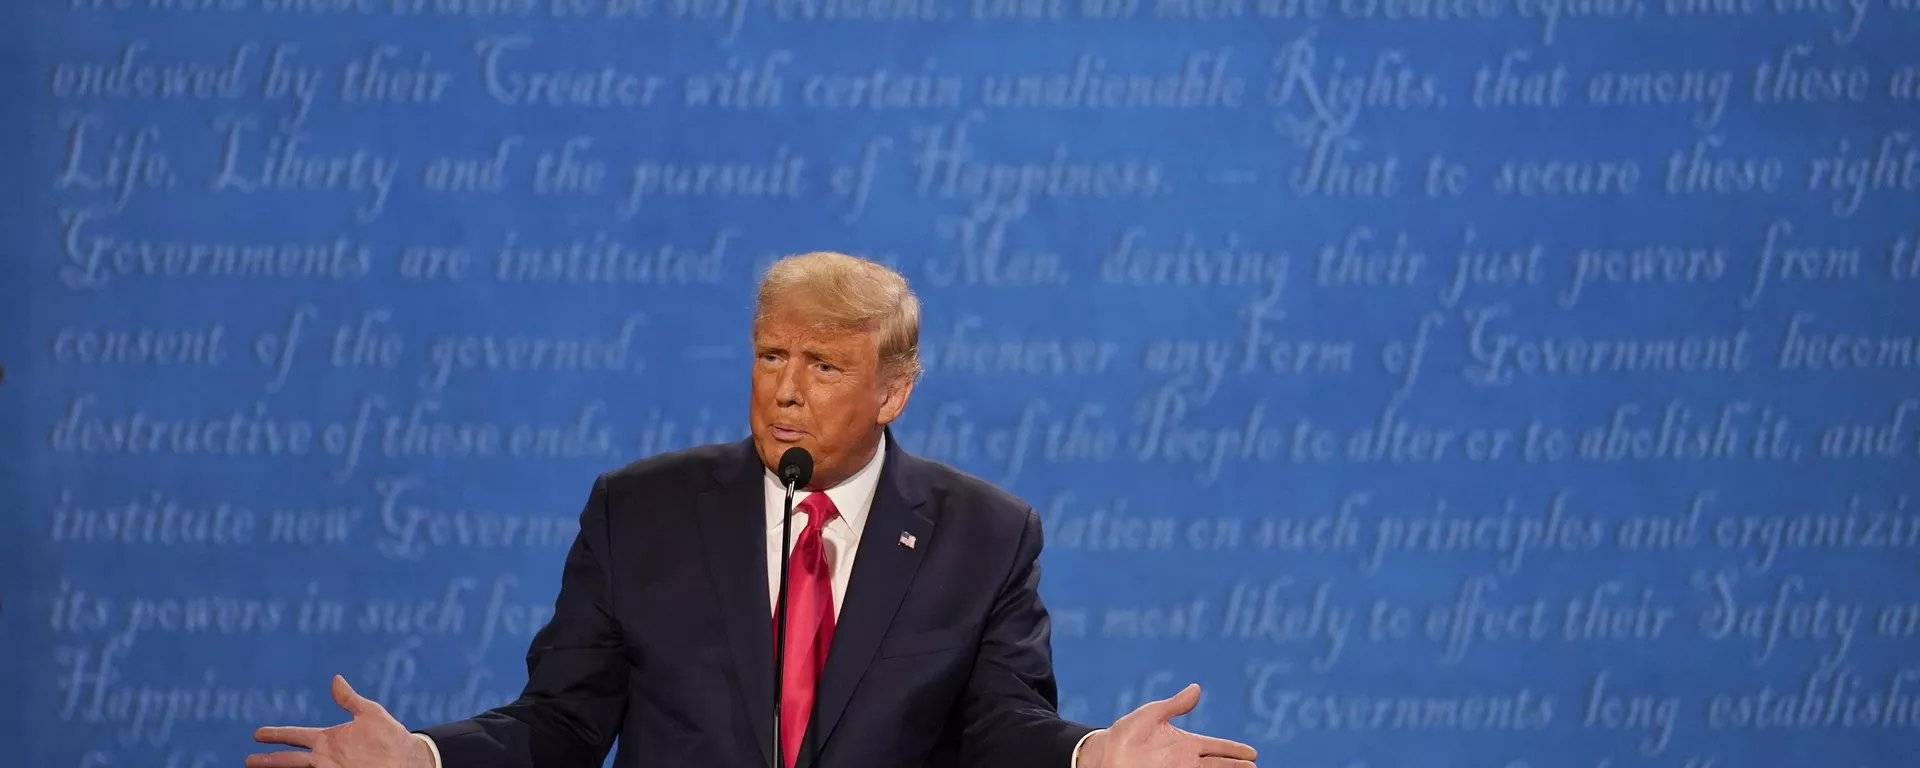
[247,252,1258,768]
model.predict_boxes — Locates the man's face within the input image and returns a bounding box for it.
[749,302,912,489]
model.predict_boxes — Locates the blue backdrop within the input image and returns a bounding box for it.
[4,3,1920,767]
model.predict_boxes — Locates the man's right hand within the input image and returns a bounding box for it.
[1076,684,1257,768]
[246,675,435,768]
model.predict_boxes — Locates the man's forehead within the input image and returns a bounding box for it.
[753,317,876,346]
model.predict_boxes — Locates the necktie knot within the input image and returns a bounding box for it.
[799,492,839,527]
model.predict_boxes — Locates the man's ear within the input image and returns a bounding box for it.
[875,374,914,425]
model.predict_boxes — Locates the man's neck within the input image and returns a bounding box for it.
[808,432,884,490]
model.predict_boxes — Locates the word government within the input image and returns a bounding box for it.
[374,476,580,560]
[1244,665,1557,743]
[1462,305,1751,386]
[58,209,372,289]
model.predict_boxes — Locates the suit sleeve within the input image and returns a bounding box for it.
[414,474,628,768]
[956,508,1098,768]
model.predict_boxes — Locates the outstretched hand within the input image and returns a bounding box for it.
[246,675,432,768]
[1079,684,1257,768]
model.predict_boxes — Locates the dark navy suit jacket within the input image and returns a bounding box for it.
[416,430,1095,768]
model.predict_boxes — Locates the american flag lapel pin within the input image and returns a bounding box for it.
[898,531,917,549]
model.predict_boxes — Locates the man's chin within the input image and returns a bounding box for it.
[752,432,812,466]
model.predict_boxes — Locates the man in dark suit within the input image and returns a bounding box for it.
[247,252,1258,768]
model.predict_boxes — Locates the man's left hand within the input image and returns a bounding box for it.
[1077,683,1257,768]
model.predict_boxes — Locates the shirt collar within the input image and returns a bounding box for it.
[763,433,886,534]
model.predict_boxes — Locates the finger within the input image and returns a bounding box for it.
[1144,682,1201,721]
[1194,733,1258,761]
[332,674,380,717]
[1199,758,1256,768]
[253,726,323,748]
[244,751,317,768]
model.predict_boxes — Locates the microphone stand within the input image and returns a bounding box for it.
[772,478,796,768]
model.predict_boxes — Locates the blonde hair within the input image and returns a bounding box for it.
[755,251,923,382]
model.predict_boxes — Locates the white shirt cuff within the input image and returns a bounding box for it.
[1070,728,1103,768]
[412,733,443,768]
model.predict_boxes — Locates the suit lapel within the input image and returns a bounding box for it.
[805,433,934,765]
[695,438,776,768]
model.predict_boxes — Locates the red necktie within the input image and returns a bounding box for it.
[778,492,838,768]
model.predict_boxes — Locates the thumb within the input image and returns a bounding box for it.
[1144,683,1201,722]
[332,674,378,716]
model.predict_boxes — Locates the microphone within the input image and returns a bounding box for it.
[772,446,811,768]
[779,447,812,489]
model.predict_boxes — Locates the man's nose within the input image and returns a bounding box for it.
[775,367,804,404]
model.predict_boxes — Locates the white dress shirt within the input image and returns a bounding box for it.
[762,435,885,616]
[415,434,1097,767]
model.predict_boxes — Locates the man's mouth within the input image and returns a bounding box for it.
[770,425,807,441]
